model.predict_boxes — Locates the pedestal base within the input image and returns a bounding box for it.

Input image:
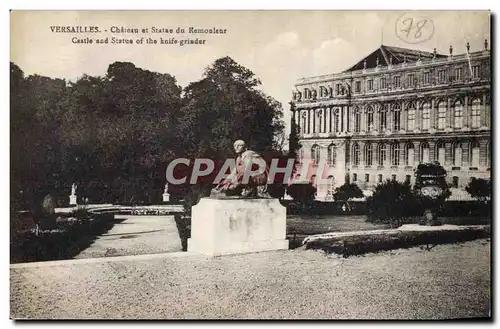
[162,193,170,202]
[69,195,77,206]
[187,198,289,256]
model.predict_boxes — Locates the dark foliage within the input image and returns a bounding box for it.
[10,57,286,211]
[366,179,415,227]
[286,183,317,203]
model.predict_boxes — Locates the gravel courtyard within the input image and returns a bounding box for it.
[10,239,490,320]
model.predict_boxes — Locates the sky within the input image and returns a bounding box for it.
[10,10,490,141]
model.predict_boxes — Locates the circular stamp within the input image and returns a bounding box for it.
[395,13,435,44]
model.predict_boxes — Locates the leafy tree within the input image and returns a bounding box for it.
[366,180,415,227]
[178,56,284,159]
[333,183,364,211]
[465,178,491,203]
[286,183,317,203]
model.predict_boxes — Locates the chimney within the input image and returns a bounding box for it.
[363,60,367,69]
[484,39,488,50]
[466,41,470,52]
[376,57,380,67]
[449,45,453,56]
[433,48,437,59]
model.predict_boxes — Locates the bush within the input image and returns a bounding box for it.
[465,178,491,203]
[333,183,364,211]
[286,183,317,203]
[366,180,415,227]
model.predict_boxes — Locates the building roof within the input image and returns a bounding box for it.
[345,45,447,72]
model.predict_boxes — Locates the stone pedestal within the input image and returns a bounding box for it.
[69,195,77,206]
[162,193,170,202]
[187,198,289,256]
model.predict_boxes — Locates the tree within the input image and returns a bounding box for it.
[366,180,415,227]
[286,183,317,203]
[465,178,491,203]
[333,183,364,211]
[177,56,285,159]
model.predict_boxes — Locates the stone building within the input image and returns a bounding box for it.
[290,41,491,200]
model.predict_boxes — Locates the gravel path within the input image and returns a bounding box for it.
[10,239,490,320]
[74,215,182,259]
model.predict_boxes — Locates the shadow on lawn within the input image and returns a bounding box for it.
[10,213,125,264]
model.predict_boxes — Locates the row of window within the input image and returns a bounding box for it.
[349,173,469,188]
[311,173,466,189]
[299,65,484,100]
[299,98,485,134]
[307,140,490,168]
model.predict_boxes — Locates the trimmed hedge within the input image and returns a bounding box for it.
[302,226,490,257]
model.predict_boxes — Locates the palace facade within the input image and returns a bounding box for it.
[291,42,491,200]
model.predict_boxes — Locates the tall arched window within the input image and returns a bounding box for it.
[436,141,446,166]
[333,108,340,132]
[365,143,373,166]
[454,100,464,129]
[471,98,481,128]
[453,142,462,166]
[301,111,307,134]
[391,143,401,166]
[327,144,336,166]
[366,106,374,132]
[420,141,430,163]
[377,143,387,166]
[437,101,447,129]
[311,144,320,165]
[422,102,431,130]
[407,103,416,131]
[470,141,480,168]
[354,108,361,133]
[393,104,401,131]
[316,109,323,133]
[379,106,387,131]
[352,142,360,166]
[405,143,414,166]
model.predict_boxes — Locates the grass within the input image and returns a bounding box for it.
[10,212,119,263]
[302,226,491,257]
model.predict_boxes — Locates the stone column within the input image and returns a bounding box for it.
[346,106,351,132]
[307,108,312,134]
[428,140,436,163]
[482,93,487,127]
[447,97,452,128]
[402,104,407,131]
[464,95,469,128]
[414,141,421,166]
[361,107,366,132]
[415,99,421,130]
[313,108,317,133]
[325,107,330,133]
[444,141,453,166]
[341,105,345,132]
[479,138,489,167]
[430,98,435,129]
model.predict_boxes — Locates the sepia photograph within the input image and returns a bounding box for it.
[9,9,492,320]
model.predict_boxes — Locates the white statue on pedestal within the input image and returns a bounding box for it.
[162,183,170,202]
[69,183,77,205]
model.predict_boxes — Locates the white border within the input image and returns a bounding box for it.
[3,1,497,327]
